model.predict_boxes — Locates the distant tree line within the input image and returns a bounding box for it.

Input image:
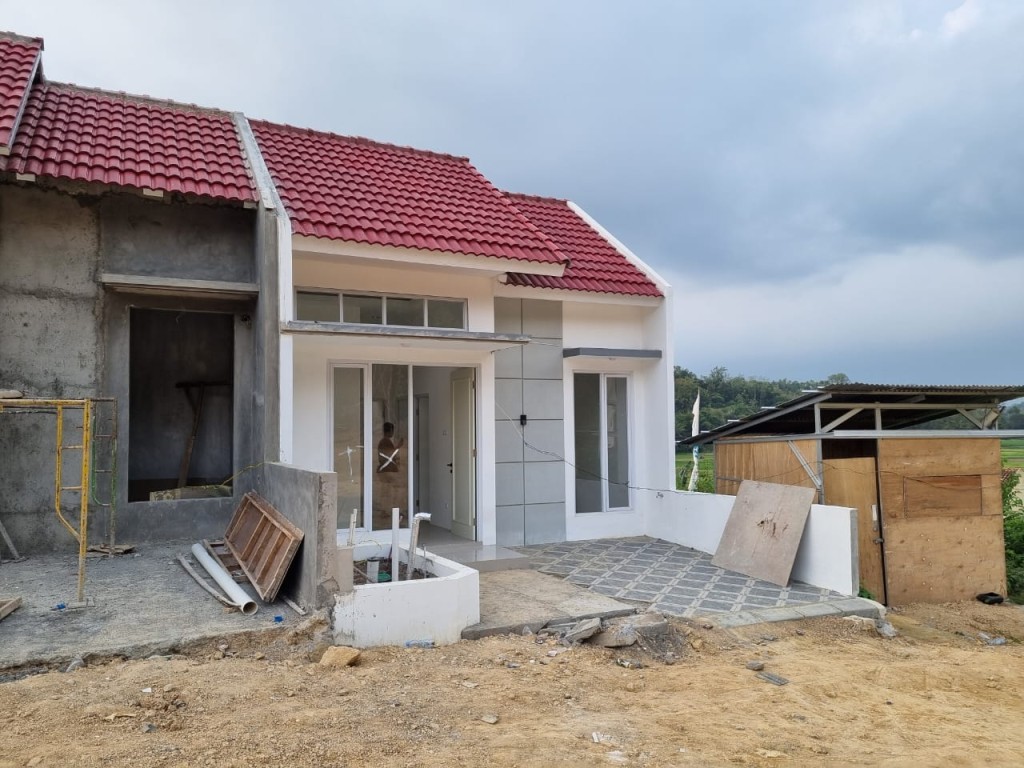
[674,367,850,445]
[674,367,1024,445]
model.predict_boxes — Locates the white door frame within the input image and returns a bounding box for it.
[450,368,477,540]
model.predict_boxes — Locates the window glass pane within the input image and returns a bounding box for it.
[574,373,603,513]
[296,292,339,322]
[333,367,364,529]
[387,297,425,327]
[427,299,465,329]
[606,376,630,508]
[372,364,409,530]
[343,294,383,324]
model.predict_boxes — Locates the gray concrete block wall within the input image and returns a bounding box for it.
[259,462,339,610]
[0,184,268,554]
[493,298,566,546]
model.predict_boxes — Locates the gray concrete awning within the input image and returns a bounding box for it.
[281,320,530,352]
[100,273,258,300]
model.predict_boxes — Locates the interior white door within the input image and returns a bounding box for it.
[450,368,476,540]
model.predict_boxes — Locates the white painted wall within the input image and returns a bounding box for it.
[332,545,480,647]
[560,301,675,542]
[644,490,859,596]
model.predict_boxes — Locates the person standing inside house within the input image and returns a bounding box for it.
[375,421,406,526]
[377,422,403,473]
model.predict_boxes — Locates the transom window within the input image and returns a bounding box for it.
[296,291,466,330]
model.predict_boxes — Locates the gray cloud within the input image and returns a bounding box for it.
[3,0,1022,383]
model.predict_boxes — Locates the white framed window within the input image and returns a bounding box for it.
[296,290,466,330]
[573,372,631,513]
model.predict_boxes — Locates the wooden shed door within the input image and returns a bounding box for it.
[877,438,1006,604]
[824,457,885,603]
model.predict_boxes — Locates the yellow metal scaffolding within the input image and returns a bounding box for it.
[0,397,117,603]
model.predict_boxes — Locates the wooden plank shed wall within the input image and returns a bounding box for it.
[715,439,818,496]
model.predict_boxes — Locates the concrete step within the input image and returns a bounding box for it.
[426,543,531,573]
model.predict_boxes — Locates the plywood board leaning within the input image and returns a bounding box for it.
[224,492,304,603]
[712,480,816,587]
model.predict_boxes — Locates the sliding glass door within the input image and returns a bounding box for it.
[332,363,412,531]
[573,373,631,514]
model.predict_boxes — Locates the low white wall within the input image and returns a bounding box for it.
[332,547,479,648]
[645,490,858,596]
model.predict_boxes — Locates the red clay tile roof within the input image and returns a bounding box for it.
[505,194,662,297]
[250,121,565,265]
[0,81,257,202]
[0,34,42,154]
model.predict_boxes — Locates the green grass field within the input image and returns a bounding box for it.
[1004,438,1024,470]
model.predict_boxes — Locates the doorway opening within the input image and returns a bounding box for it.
[330,363,476,540]
[128,308,234,502]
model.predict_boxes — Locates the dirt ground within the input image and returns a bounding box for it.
[3,601,1024,767]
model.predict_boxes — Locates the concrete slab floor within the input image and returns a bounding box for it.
[0,542,301,669]
[462,570,636,640]
[517,537,882,627]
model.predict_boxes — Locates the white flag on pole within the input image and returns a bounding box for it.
[687,391,701,492]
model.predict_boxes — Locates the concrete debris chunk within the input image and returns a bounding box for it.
[589,612,669,648]
[874,620,898,639]
[480,713,499,724]
[979,632,1007,646]
[563,617,602,644]
[319,645,361,668]
[745,660,765,671]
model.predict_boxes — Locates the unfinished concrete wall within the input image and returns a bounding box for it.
[493,298,566,546]
[259,462,338,610]
[0,183,268,554]
[0,185,105,554]
[100,194,254,283]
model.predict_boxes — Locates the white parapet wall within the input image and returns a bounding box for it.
[644,489,859,596]
[332,544,480,648]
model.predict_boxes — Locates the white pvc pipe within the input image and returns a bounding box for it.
[391,507,400,582]
[190,542,258,615]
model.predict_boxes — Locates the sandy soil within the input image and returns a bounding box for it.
[3,601,1024,767]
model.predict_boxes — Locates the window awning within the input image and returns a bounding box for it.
[563,347,662,360]
[282,320,530,352]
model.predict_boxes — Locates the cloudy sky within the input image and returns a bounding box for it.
[4,0,1022,384]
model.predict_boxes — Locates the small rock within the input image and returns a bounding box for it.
[746,661,765,671]
[217,643,229,652]
[27,758,43,767]
[461,681,479,688]
[689,638,704,651]
[625,680,645,692]
[506,662,521,669]
[162,684,175,693]
[756,749,784,759]
[146,655,171,662]
[521,625,534,636]
[213,651,225,660]
[480,714,499,724]
[810,745,830,755]
[64,658,85,673]
[254,652,266,660]
[141,723,157,734]
[319,646,361,668]
[701,622,714,630]
[795,629,805,636]
[141,687,153,694]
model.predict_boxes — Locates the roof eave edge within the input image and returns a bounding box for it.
[566,200,671,297]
